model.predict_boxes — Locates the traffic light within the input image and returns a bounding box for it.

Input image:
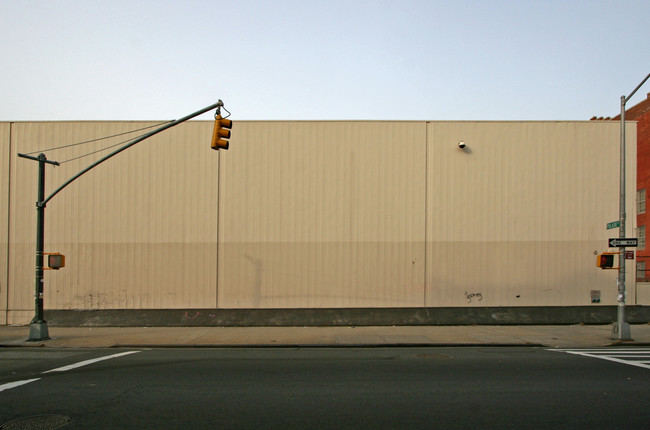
[211,115,232,150]
[596,253,615,269]
[47,253,65,270]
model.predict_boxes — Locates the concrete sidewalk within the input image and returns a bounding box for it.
[2,324,650,348]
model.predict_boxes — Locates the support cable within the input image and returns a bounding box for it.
[24,120,174,155]
[59,130,159,164]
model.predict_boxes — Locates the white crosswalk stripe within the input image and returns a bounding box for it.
[551,348,650,370]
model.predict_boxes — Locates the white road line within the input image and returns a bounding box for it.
[554,349,650,353]
[42,351,141,373]
[606,355,650,358]
[0,378,41,393]
[551,348,650,370]
[571,353,650,370]
[1,351,140,394]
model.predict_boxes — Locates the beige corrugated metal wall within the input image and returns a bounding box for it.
[425,122,634,306]
[0,120,640,324]
[218,122,427,308]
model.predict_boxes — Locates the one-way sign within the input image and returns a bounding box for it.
[609,238,638,247]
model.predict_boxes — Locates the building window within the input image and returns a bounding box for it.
[637,261,646,282]
[638,189,646,214]
[638,225,646,251]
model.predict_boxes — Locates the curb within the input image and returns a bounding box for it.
[109,343,548,349]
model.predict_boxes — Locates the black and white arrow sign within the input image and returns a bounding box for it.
[608,238,638,247]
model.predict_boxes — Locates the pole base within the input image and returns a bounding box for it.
[27,321,50,341]
[611,321,632,341]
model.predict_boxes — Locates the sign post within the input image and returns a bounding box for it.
[614,72,650,340]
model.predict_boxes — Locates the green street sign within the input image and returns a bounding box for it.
[607,220,621,230]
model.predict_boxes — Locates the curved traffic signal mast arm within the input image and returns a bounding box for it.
[43,100,224,206]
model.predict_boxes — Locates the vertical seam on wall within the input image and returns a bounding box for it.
[423,122,429,307]
[4,123,13,322]
[215,148,220,308]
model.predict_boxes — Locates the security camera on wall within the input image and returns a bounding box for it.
[458,141,466,149]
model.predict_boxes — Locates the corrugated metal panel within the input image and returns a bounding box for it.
[7,121,35,322]
[0,123,10,324]
[425,121,636,306]
[9,121,218,316]
[218,121,427,308]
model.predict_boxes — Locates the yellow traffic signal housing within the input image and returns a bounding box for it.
[211,115,232,150]
[46,253,65,270]
[596,253,617,269]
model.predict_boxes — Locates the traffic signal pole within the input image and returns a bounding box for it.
[16,153,60,340]
[17,100,225,341]
[615,94,631,340]
[614,72,650,341]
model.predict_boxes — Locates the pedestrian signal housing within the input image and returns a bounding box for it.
[596,253,616,269]
[211,115,232,150]
[46,253,65,270]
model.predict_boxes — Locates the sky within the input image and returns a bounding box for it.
[1,0,649,122]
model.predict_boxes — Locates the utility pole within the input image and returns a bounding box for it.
[18,100,226,341]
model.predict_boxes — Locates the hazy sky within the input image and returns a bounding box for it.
[2,0,649,121]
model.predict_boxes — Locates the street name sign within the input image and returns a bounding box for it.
[607,220,621,230]
[608,238,638,247]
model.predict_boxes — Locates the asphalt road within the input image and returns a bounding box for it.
[1,347,649,429]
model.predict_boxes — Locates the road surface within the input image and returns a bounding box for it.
[1,347,649,429]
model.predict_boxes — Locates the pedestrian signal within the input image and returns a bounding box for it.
[47,253,65,270]
[596,253,616,269]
